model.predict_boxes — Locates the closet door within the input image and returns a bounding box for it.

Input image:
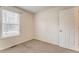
[59,8,75,49]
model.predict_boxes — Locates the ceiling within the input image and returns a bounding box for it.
[18,6,74,14]
[18,6,54,13]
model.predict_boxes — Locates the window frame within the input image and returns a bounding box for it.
[2,9,20,38]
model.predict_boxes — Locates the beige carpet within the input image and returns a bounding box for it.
[0,39,78,53]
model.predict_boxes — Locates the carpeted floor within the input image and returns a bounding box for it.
[0,39,78,53]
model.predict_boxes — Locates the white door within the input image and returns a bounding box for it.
[59,8,75,49]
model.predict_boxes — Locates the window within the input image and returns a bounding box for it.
[2,10,20,38]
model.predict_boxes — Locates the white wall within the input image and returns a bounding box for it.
[0,7,34,50]
[35,8,59,45]
[35,7,73,45]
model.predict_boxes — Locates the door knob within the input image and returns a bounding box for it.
[60,30,62,32]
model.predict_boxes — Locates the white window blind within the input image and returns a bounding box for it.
[2,10,20,37]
